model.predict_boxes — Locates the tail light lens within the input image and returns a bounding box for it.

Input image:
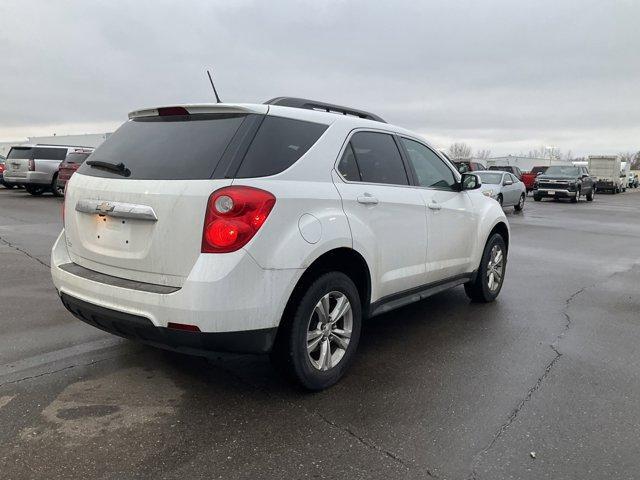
[201,186,276,253]
[28,159,35,171]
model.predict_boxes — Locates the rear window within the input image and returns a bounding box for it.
[78,113,248,180]
[65,152,92,164]
[8,147,67,160]
[235,116,327,178]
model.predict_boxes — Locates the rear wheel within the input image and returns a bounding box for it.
[464,233,507,303]
[514,193,525,211]
[51,174,64,197]
[25,185,46,196]
[271,272,362,390]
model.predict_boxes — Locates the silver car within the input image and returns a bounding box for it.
[476,170,526,211]
[2,144,88,197]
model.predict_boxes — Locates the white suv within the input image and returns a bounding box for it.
[51,97,509,390]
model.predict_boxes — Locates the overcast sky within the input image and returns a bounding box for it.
[1,0,638,156]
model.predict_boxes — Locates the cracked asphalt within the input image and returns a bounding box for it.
[0,187,639,479]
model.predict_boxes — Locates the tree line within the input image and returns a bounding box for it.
[447,142,640,168]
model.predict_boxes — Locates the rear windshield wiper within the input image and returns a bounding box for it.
[86,160,131,177]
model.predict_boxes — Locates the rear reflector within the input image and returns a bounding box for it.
[158,106,189,116]
[167,322,201,332]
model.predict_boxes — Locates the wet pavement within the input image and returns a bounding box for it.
[1,186,639,479]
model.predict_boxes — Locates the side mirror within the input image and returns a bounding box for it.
[582,174,589,179]
[503,179,514,186]
[461,173,481,190]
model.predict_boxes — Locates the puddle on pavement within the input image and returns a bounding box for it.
[20,366,183,443]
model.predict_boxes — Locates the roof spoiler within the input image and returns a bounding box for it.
[265,97,386,123]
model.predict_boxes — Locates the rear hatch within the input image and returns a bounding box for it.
[5,147,32,179]
[64,105,267,287]
[59,151,92,181]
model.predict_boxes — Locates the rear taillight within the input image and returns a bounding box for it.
[201,186,276,253]
[28,159,35,171]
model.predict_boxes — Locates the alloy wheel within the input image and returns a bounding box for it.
[306,291,353,371]
[486,245,504,292]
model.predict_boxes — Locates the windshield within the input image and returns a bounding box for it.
[545,166,580,176]
[477,172,503,184]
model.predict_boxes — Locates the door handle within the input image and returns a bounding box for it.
[357,194,379,205]
[428,202,441,210]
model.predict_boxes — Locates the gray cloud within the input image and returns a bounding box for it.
[1,0,638,155]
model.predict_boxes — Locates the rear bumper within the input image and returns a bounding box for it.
[60,293,276,354]
[3,171,51,185]
[51,231,302,354]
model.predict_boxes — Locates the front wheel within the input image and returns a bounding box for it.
[25,185,46,196]
[571,188,580,203]
[533,194,542,202]
[497,194,503,207]
[464,233,507,303]
[271,272,362,390]
[586,188,594,201]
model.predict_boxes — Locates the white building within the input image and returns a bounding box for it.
[485,155,572,172]
[0,132,111,157]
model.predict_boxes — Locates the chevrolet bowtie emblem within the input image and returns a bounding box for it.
[96,201,115,214]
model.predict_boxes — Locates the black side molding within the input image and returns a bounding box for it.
[368,273,474,317]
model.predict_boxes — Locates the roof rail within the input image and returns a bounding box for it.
[265,97,386,123]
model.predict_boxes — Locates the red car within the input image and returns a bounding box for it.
[57,148,94,193]
[521,166,548,192]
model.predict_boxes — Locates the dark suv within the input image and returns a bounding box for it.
[533,165,595,202]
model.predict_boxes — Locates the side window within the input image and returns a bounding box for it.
[349,132,409,185]
[235,116,328,178]
[400,138,456,189]
[510,173,518,183]
[33,148,67,160]
[337,143,361,181]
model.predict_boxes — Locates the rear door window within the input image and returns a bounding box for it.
[347,132,409,185]
[235,116,328,178]
[78,113,248,180]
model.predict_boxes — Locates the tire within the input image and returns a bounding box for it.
[497,194,503,207]
[464,233,507,303]
[533,194,541,202]
[1,182,15,189]
[51,174,64,197]
[270,272,362,391]
[586,188,594,201]
[25,185,46,196]
[571,188,580,203]
[514,193,525,212]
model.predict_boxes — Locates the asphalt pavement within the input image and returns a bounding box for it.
[0,186,639,479]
